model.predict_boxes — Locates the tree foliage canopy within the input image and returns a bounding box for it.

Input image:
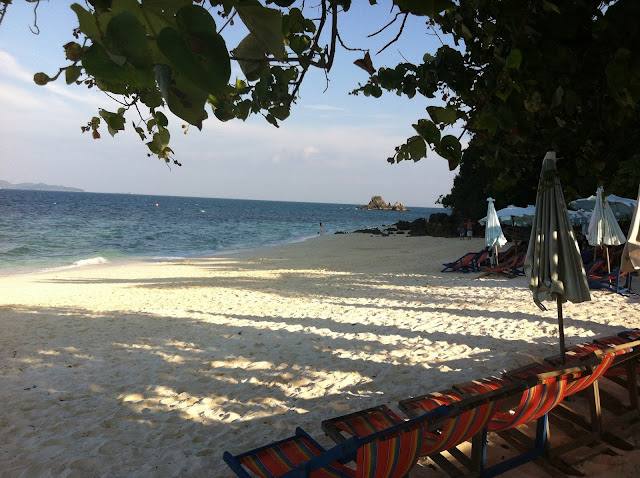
[2,0,640,210]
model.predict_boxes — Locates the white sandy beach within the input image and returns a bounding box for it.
[1,233,639,477]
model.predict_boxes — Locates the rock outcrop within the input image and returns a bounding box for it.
[359,196,409,211]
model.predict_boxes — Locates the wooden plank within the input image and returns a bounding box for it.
[429,452,464,477]
[447,446,472,471]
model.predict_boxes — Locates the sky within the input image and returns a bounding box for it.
[0,1,459,207]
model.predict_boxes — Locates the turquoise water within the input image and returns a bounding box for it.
[0,189,445,275]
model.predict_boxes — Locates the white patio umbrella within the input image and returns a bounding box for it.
[484,198,507,265]
[478,205,536,227]
[586,186,626,272]
[570,193,637,222]
[621,184,640,273]
[484,198,507,263]
[524,152,591,364]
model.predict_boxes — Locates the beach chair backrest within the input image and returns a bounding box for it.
[419,397,499,455]
[490,364,588,431]
[233,431,352,478]
[398,383,526,457]
[355,423,425,478]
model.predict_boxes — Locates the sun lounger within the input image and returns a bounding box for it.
[322,383,528,476]
[588,267,634,295]
[223,403,449,477]
[477,252,526,278]
[396,364,589,477]
[441,250,488,273]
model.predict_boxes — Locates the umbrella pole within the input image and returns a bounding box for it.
[557,296,566,365]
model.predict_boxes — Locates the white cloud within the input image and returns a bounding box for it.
[303,145,320,160]
[0,50,33,83]
[303,104,346,112]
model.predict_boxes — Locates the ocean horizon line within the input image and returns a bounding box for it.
[0,186,444,210]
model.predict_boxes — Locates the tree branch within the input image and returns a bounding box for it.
[0,1,9,29]
[376,13,407,55]
[27,0,42,35]
[367,12,403,38]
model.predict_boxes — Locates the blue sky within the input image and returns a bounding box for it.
[0,1,458,207]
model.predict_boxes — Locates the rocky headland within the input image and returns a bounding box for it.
[358,195,409,211]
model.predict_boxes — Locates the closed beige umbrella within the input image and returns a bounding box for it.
[621,184,640,273]
[524,152,591,364]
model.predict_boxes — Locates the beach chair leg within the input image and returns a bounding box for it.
[470,428,487,475]
[480,416,549,478]
[588,380,603,434]
[627,360,639,410]
[535,413,549,453]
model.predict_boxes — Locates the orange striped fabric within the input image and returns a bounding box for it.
[356,424,424,478]
[488,379,567,431]
[419,399,498,455]
[565,354,616,395]
[238,435,354,478]
[401,390,462,415]
[333,408,404,437]
[398,389,497,456]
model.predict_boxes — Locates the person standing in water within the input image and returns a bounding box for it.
[319,222,325,235]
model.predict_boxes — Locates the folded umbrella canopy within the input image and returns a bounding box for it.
[484,198,507,265]
[621,184,640,273]
[586,186,626,247]
[524,152,591,364]
[586,186,626,273]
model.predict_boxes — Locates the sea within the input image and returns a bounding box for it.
[0,189,446,275]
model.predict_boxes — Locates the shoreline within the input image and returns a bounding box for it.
[1,233,639,477]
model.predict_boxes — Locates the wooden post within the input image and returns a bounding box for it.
[557,296,566,365]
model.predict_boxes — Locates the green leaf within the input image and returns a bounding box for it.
[265,113,279,127]
[435,135,462,170]
[475,110,499,133]
[460,24,472,40]
[71,4,100,40]
[426,105,458,125]
[236,2,285,60]
[542,0,561,13]
[236,100,252,121]
[138,87,164,108]
[407,136,426,160]
[289,34,311,55]
[147,127,171,155]
[106,11,152,68]
[270,0,296,7]
[157,25,230,96]
[412,119,441,144]
[82,43,128,82]
[165,73,209,129]
[233,33,269,81]
[393,0,454,16]
[155,111,168,127]
[396,136,427,162]
[269,105,290,121]
[175,4,218,35]
[141,0,191,16]
[65,66,82,84]
[506,49,522,70]
[99,109,126,136]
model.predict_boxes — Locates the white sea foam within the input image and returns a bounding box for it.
[72,257,109,267]
[39,257,109,273]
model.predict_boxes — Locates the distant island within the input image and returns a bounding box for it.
[0,180,84,193]
[359,195,409,211]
